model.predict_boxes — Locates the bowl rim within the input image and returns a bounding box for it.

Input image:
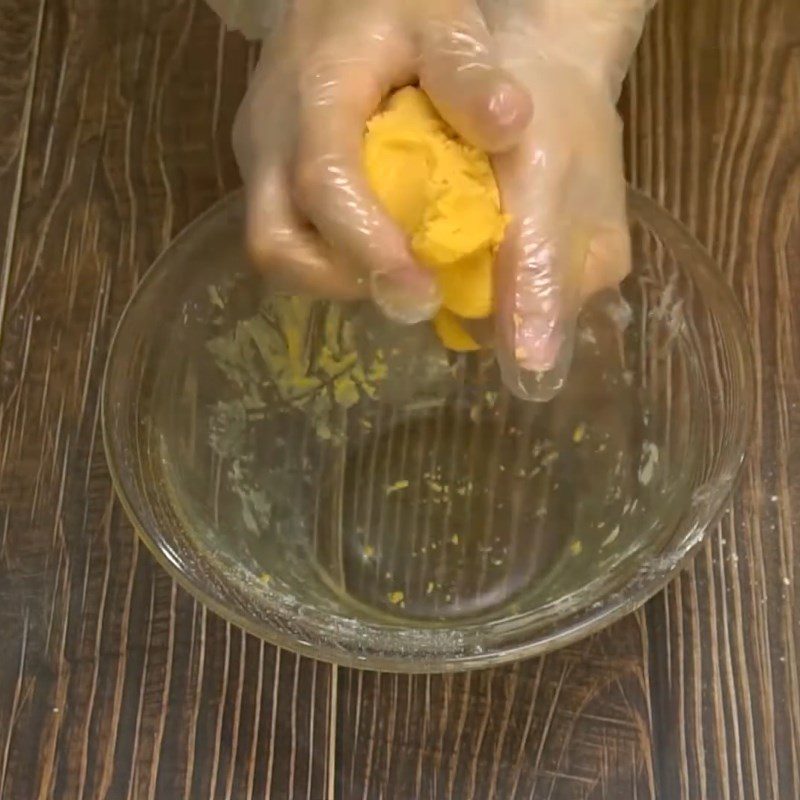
[101,188,756,673]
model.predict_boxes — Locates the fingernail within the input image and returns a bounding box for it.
[495,312,576,402]
[372,270,441,324]
[497,344,572,403]
[514,314,563,373]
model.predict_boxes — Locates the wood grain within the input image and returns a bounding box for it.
[0,0,798,798]
[0,3,332,798]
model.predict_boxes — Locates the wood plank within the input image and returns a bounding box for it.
[632,1,800,797]
[337,619,655,798]
[337,0,800,797]
[0,3,331,798]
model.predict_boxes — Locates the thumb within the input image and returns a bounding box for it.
[419,3,533,153]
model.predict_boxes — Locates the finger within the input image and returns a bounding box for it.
[246,166,368,301]
[419,1,533,153]
[494,220,585,403]
[492,151,585,401]
[294,41,441,324]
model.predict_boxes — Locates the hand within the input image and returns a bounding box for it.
[485,0,653,401]
[233,0,532,323]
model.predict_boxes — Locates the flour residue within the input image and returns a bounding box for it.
[207,293,388,443]
[638,442,660,486]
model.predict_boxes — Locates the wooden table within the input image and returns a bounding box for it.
[0,0,798,797]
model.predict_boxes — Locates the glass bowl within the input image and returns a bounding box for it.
[102,189,754,673]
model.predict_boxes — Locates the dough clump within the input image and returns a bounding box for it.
[364,87,508,351]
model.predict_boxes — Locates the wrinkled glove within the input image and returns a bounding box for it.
[483,0,655,400]
[232,0,533,324]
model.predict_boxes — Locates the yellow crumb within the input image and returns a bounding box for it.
[388,591,405,606]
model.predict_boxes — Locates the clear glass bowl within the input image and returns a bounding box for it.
[102,189,754,672]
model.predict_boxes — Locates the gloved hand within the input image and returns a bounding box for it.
[232,0,533,324]
[483,0,655,400]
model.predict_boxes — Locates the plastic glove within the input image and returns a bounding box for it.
[483,0,655,400]
[232,0,532,324]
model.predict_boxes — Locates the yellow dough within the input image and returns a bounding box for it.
[364,87,508,350]
[433,309,480,352]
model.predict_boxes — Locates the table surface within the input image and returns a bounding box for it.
[1,0,798,798]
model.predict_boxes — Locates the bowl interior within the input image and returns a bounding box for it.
[102,190,753,671]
